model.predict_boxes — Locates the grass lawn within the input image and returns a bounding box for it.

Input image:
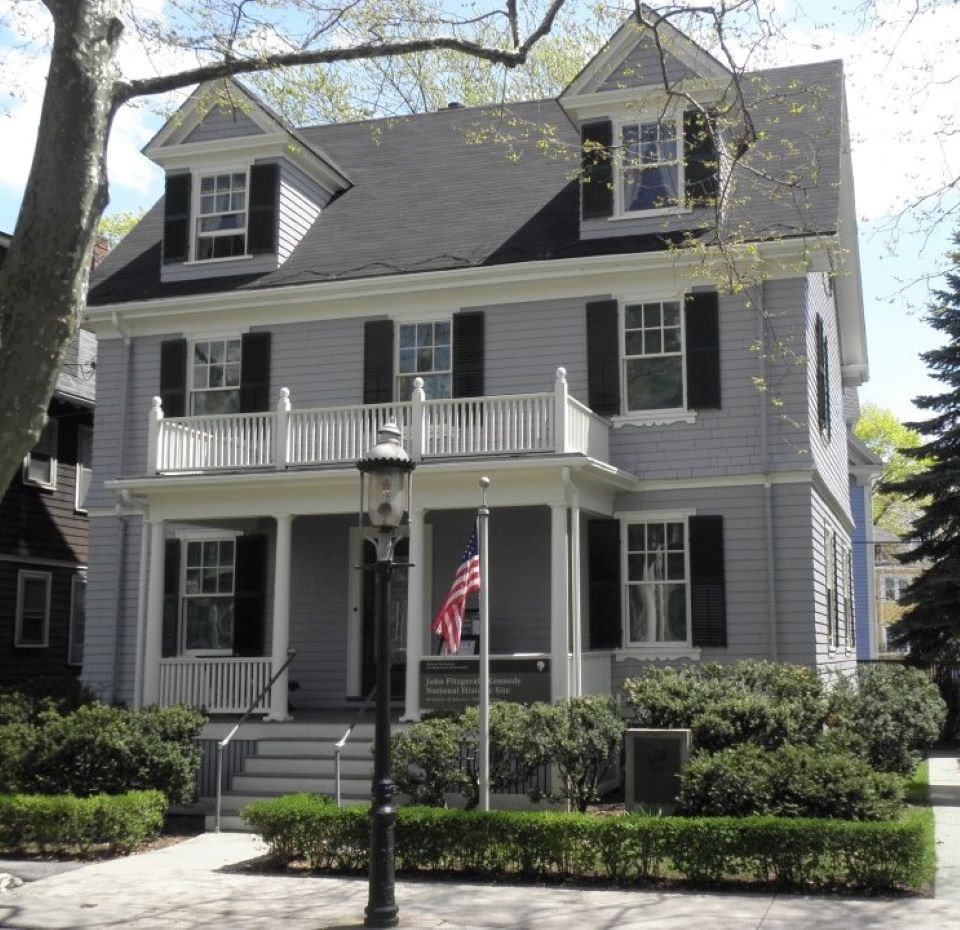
[904,759,936,890]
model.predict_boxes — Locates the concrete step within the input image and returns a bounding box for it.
[233,773,377,794]
[255,738,374,758]
[244,756,372,777]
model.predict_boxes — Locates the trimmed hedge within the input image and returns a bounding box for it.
[243,795,930,892]
[0,790,167,855]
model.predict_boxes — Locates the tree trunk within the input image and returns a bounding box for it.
[0,0,122,486]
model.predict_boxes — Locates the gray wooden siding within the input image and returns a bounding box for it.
[481,297,590,403]
[596,33,697,91]
[288,515,352,708]
[277,161,329,264]
[428,507,551,655]
[805,272,851,518]
[183,106,264,143]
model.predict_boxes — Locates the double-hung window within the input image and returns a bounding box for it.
[191,338,242,414]
[620,117,682,213]
[196,172,247,260]
[75,424,92,512]
[623,300,684,412]
[68,575,86,666]
[397,321,452,401]
[182,538,236,654]
[625,520,688,645]
[15,570,51,647]
[23,419,58,489]
[825,527,839,648]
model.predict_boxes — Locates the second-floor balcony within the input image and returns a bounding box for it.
[147,368,609,475]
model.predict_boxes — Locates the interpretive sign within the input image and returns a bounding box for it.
[419,657,551,711]
[625,728,692,812]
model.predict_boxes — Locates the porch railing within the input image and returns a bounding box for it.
[148,368,610,474]
[157,656,273,714]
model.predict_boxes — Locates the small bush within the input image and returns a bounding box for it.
[0,681,96,724]
[25,704,204,803]
[0,724,35,793]
[243,794,930,891]
[459,702,540,804]
[391,716,470,806]
[522,697,625,812]
[0,790,166,856]
[828,665,946,775]
[679,741,903,821]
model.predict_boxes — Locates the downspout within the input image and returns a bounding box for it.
[758,285,779,660]
[107,310,133,703]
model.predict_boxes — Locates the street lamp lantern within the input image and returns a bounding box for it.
[356,421,415,929]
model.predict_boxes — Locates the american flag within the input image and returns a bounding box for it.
[431,527,481,654]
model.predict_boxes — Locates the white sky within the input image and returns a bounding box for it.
[0,0,953,424]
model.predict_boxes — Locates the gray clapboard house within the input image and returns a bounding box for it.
[82,19,867,813]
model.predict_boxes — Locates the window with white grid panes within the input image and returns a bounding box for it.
[623,300,684,411]
[191,338,242,414]
[196,172,247,260]
[625,521,688,645]
[182,539,235,654]
[620,119,681,213]
[397,321,452,400]
[15,570,51,647]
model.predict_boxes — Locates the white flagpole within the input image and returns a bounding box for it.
[478,476,491,812]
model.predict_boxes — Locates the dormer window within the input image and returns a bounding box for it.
[196,173,247,260]
[621,118,681,213]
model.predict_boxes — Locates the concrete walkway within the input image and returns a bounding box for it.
[2,752,959,930]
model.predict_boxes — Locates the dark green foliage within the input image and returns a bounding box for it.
[4,700,204,804]
[678,742,903,821]
[522,697,625,812]
[391,716,470,806]
[885,233,960,674]
[243,793,930,891]
[621,661,827,751]
[460,702,539,804]
[0,790,166,855]
[827,665,946,775]
[0,681,96,726]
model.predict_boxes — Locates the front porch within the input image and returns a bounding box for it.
[127,462,628,721]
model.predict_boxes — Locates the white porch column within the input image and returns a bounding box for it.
[569,498,582,697]
[403,507,427,721]
[141,519,166,707]
[267,514,293,721]
[550,503,570,702]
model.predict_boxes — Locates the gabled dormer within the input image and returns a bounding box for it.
[144,79,351,282]
[559,14,738,240]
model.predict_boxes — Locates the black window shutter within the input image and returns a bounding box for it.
[162,539,181,658]
[581,120,614,220]
[240,332,271,413]
[163,174,191,264]
[684,109,719,208]
[234,534,267,657]
[159,339,187,418]
[248,163,279,255]
[685,292,721,410]
[453,311,484,398]
[586,299,620,416]
[816,315,831,440]
[690,515,727,648]
[588,519,622,649]
[364,320,394,404]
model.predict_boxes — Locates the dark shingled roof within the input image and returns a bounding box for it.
[89,60,845,306]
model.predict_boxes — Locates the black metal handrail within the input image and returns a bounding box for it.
[215,649,296,832]
[334,684,379,807]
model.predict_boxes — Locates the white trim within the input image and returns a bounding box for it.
[68,574,86,667]
[15,569,52,648]
[612,411,696,427]
[22,419,58,490]
[614,646,701,661]
[0,553,86,570]
[173,527,243,541]
[75,424,93,513]
[617,508,696,521]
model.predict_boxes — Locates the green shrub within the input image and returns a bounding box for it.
[391,716,470,806]
[622,661,827,753]
[522,697,625,812]
[828,665,946,775]
[0,723,35,793]
[459,702,539,804]
[0,790,166,855]
[679,741,903,821]
[243,794,929,891]
[0,682,96,724]
[24,704,204,803]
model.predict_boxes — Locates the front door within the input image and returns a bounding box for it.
[360,536,408,701]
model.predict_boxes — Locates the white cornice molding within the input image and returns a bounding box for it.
[85,236,826,338]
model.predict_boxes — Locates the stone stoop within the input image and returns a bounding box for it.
[203,719,378,832]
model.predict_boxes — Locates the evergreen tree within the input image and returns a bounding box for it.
[888,232,960,670]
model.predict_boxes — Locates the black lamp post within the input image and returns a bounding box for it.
[357,422,415,929]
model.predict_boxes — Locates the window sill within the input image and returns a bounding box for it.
[22,478,57,492]
[612,410,697,428]
[614,646,701,662]
[14,642,50,650]
[182,254,255,267]
[609,206,691,222]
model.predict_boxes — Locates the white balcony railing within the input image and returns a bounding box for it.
[148,367,610,474]
[158,656,273,714]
